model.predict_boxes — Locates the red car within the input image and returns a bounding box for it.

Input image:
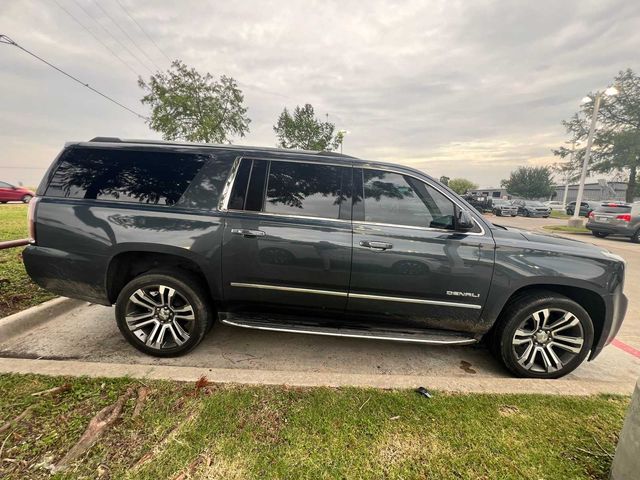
[0,181,34,203]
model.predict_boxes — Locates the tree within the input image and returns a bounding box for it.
[554,69,640,202]
[138,60,250,143]
[448,178,478,195]
[500,166,554,199]
[439,176,450,186]
[274,104,342,151]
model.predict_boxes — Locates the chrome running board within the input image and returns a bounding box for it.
[220,314,477,346]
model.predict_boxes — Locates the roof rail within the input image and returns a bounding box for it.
[90,136,122,142]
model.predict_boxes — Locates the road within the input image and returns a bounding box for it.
[0,214,638,394]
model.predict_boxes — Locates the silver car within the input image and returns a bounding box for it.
[586,202,640,243]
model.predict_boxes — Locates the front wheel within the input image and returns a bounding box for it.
[489,291,594,378]
[592,231,609,238]
[21,195,33,203]
[115,270,212,357]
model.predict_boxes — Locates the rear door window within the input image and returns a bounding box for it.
[264,161,349,220]
[46,147,207,206]
[594,203,631,214]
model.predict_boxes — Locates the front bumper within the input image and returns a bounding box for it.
[590,286,628,360]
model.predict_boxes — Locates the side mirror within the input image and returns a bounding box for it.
[455,208,475,232]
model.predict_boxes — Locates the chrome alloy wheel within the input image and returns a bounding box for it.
[125,285,195,350]
[512,308,585,374]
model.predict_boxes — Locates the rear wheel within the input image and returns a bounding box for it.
[115,270,212,357]
[489,291,593,378]
[631,228,640,243]
[592,231,609,238]
[21,195,32,203]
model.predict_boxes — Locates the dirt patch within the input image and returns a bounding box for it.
[377,431,453,470]
[498,405,521,416]
[459,360,477,374]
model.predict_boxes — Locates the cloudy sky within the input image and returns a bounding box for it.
[1,0,639,187]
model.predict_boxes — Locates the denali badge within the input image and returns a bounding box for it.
[447,291,480,298]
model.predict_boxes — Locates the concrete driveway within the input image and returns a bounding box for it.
[1,214,638,394]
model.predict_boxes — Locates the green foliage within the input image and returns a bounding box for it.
[501,167,554,199]
[439,176,450,186]
[138,60,250,143]
[274,104,341,151]
[447,178,478,195]
[554,68,640,202]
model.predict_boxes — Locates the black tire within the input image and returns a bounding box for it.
[592,231,609,239]
[21,194,32,203]
[511,214,517,217]
[495,210,502,217]
[524,210,530,217]
[115,269,212,357]
[631,228,640,244]
[489,290,594,379]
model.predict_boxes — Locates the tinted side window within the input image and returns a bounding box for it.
[228,159,268,211]
[46,148,206,206]
[362,169,455,229]
[265,161,348,219]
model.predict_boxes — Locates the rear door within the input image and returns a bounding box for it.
[220,157,353,318]
[0,182,18,201]
[347,167,495,331]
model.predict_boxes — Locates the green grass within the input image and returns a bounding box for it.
[543,224,590,234]
[0,205,55,317]
[0,374,629,479]
[550,210,570,219]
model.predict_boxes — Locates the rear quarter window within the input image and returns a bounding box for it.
[45,147,210,206]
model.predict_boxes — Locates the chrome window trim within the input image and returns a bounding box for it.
[359,166,487,236]
[230,282,481,309]
[221,319,477,345]
[225,210,353,224]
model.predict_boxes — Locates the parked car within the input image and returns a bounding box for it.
[544,201,565,212]
[0,181,34,203]
[513,200,551,218]
[587,202,640,243]
[23,138,628,379]
[491,199,518,217]
[566,201,600,217]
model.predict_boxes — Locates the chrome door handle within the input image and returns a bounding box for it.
[231,228,266,238]
[360,240,393,250]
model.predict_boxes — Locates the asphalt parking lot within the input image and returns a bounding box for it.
[1,214,638,394]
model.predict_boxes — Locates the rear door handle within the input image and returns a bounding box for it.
[231,228,266,238]
[360,240,393,250]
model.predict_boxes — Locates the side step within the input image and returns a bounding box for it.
[220,314,477,346]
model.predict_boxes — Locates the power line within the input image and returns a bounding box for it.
[69,0,153,74]
[0,34,148,120]
[115,0,172,64]
[51,0,142,78]
[93,1,162,71]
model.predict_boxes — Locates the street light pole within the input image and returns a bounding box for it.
[568,87,617,227]
[562,141,577,208]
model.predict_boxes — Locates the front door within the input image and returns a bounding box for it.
[221,157,353,318]
[347,167,495,332]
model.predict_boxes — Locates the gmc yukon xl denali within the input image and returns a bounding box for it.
[24,138,628,378]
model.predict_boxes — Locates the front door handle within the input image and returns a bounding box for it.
[360,240,393,250]
[231,228,266,238]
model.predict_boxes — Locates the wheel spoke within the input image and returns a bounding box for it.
[518,343,539,370]
[513,329,534,345]
[159,286,176,308]
[168,322,190,346]
[130,289,161,310]
[545,345,564,371]
[550,335,583,354]
[547,312,579,334]
[174,305,195,321]
[536,309,551,329]
[126,313,157,330]
[145,322,161,347]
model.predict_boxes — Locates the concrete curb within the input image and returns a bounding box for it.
[0,297,84,343]
[0,357,633,395]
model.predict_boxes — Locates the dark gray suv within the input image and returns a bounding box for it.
[23,138,628,379]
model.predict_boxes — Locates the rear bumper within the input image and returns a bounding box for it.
[586,222,633,236]
[23,245,111,305]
